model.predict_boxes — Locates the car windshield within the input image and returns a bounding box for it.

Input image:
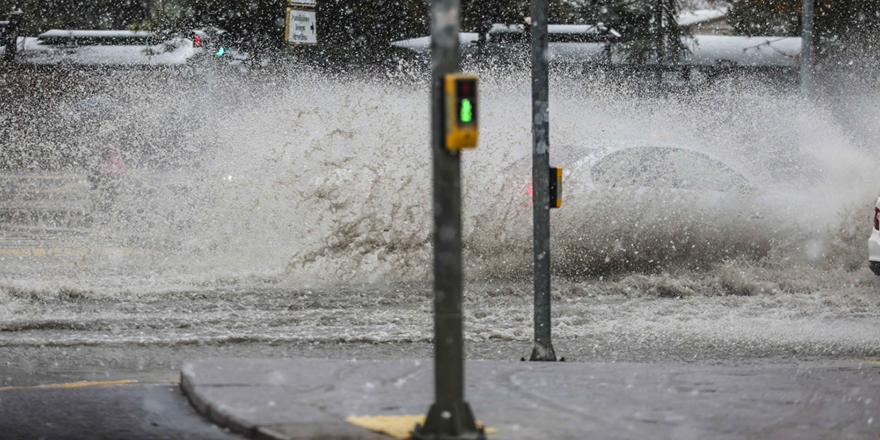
[590,147,750,192]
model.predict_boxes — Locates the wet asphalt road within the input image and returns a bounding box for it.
[0,343,441,440]
[0,380,243,440]
[4,354,877,440]
[2,343,879,440]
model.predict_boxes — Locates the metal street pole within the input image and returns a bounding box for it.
[654,0,665,85]
[2,7,22,63]
[530,0,557,362]
[800,0,814,97]
[414,0,482,436]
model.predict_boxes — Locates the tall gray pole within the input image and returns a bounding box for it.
[2,8,21,63]
[415,0,481,436]
[654,0,665,84]
[530,0,557,362]
[800,0,814,96]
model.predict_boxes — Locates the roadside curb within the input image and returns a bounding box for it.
[181,363,263,438]
[180,361,387,440]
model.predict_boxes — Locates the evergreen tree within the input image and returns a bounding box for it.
[580,0,691,65]
[0,0,150,34]
[727,0,880,50]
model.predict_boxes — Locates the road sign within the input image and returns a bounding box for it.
[289,0,316,6]
[285,8,317,45]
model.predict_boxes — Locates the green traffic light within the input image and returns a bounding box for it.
[460,98,473,123]
[215,47,227,56]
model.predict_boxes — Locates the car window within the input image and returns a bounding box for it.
[666,149,749,192]
[591,147,679,188]
[591,147,749,192]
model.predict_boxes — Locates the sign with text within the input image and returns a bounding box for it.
[285,8,317,45]
[288,0,316,6]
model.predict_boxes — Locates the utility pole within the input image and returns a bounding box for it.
[653,0,665,85]
[800,0,815,97]
[1,7,22,63]
[413,0,483,436]
[529,0,557,362]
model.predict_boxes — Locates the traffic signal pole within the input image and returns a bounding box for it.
[2,7,22,63]
[800,0,814,97]
[413,0,482,436]
[530,0,557,362]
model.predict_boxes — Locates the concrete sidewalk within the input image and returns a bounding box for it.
[181,358,880,440]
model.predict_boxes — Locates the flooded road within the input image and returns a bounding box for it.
[2,241,879,370]
[2,70,880,376]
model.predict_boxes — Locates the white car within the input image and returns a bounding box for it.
[869,197,880,275]
[479,142,859,277]
[491,142,754,213]
[473,142,770,276]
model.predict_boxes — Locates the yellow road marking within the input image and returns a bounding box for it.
[346,414,497,439]
[0,379,142,392]
[0,247,151,257]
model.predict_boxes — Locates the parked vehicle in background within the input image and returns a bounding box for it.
[0,26,247,67]
[868,197,880,275]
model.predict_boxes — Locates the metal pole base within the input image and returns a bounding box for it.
[412,401,485,440]
[529,343,557,362]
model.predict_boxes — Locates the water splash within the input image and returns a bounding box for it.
[1,65,879,357]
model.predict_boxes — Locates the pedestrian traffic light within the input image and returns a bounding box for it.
[444,74,478,150]
[549,167,562,208]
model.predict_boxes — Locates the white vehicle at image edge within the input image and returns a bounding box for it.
[868,196,880,275]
